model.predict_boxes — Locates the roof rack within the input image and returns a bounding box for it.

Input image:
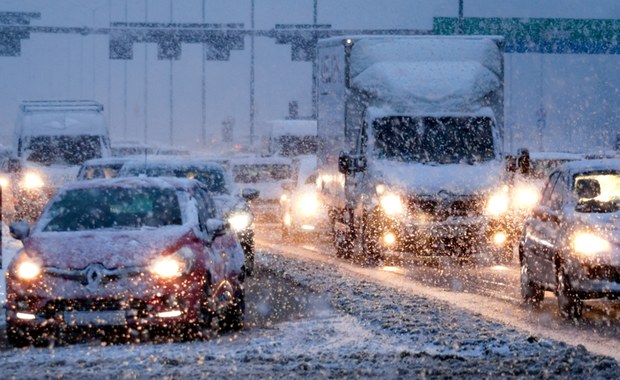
[19,100,104,113]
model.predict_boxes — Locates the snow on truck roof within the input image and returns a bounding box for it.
[317,35,503,79]
[354,61,499,110]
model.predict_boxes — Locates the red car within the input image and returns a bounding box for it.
[5,177,246,347]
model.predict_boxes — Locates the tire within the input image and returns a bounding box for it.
[520,257,544,306]
[197,278,217,338]
[241,238,254,277]
[6,323,51,348]
[220,287,245,331]
[557,266,583,320]
[332,215,353,259]
[360,211,384,265]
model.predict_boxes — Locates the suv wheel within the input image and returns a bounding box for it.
[520,256,543,306]
[557,266,583,319]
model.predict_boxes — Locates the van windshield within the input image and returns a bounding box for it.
[23,135,103,166]
[372,116,495,164]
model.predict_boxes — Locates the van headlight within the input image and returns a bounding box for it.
[150,247,194,278]
[22,171,44,189]
[228,212,253,232]
[485,191,509,216]
[572,232,611,257]
[380,193,405,216]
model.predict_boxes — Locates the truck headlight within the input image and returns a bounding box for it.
[150,247,194,278]
[485,191,509,216]
[572,232,611,257]
[0,175,9,188]
[512,184,540,210]
[228,212,253,232]
[380,193,405,216]
[22,171,44,189]
[296,193,320,216]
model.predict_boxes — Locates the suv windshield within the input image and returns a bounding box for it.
[42,187,182,231]
[372,116,495,164]
[574,172,620,213]
[24,135,102,166]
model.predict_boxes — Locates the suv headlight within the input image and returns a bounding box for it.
[228,212,253,232]
[22,171,44,190]
[150,247,195,278]
[572,232,611,257]
[380,193,405,216]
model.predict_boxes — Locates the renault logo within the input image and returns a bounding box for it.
[84,263,106,288]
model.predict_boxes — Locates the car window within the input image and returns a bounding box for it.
[193,187,217,230]
[549,173,566,210]
[539,171,560,207]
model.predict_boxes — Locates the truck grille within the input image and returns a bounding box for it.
[407,194,484,220]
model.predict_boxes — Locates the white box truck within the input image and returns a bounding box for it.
[9,100,111,221]
[316,35,512,263]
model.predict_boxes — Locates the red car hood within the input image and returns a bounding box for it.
[24,225,195,269]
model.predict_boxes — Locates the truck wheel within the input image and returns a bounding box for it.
[557,266,583,320]
[361,212,384,265]
[520,258,543,306]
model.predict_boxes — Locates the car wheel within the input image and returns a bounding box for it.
[520,256,544,306]
[6,323,51,348]
[221,287,245,331]
[197,278,217,338]
[557,266,583,320]
[332,214,353,259]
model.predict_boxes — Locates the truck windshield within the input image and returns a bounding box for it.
[373,116,495,164]
[23,135,103,166]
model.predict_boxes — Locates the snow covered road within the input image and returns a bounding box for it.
[1,236,619,378]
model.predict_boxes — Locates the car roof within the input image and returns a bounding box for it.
[61,176,200,192]
[82,155,146,166]
[121,156,228,170]
[556,158,620,176]
[529,151,583,160]
[229,155,293,165]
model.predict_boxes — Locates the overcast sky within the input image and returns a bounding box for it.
[0,0,619,153]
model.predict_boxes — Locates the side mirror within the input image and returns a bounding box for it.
[338,151,352,174]
[241,188,260,201]
[8,158,21,173]
[10,221,31,241]
[206,218,228,238]
[338,151,367,174]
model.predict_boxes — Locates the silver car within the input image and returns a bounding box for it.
[519,158,620,319]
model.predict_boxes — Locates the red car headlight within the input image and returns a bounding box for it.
[150,247,195,278]
[13,253,43,281]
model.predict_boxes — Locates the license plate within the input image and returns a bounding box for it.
[64,311,127,326]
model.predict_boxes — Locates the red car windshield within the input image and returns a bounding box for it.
[42,187,183,232]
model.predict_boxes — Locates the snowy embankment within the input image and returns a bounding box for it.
[0,245,618,378]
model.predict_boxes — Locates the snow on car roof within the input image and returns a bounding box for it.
[82,155,146,166]
[558,158,620,175]
[528,151,584,160]
[60,176,199,192]
[121,155,228,171]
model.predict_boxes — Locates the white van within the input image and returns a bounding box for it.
[9,100,111,221]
